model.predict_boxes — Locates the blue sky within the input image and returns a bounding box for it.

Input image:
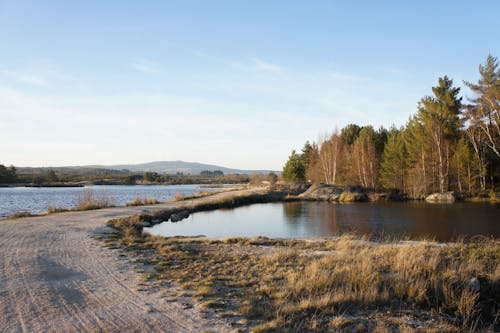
[1,1,499,170]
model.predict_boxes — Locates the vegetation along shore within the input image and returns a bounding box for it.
[282,55,500,202]
[107,187,500,332]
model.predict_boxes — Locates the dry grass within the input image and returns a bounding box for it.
[46,206,70,214]
[108,214,144,238]
[76,189,111,210]
[170,190,215,202]
[126,197,160,206]
[5,211,36,219]
[105,223,500,332]
[105,188,499,331]
[169,186,246,203]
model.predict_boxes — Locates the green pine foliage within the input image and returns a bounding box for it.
[283,55,499,198]
[380,128,407,190]
[282,151,306,183]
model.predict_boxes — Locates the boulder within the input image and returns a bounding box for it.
[300,184,345,202]
[425,192,455,203]
[170,210,190,222]
[339,190,369,203]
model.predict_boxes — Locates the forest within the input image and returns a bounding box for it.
[282,55,500,198]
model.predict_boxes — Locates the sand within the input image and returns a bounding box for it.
[0,195,242,333]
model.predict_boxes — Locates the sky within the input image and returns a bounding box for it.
[1,1,499,170]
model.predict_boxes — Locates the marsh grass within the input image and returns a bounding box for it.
[106,189,499,331]
[107,221,499,332]
[5,211,36,219]
[126,197,160,206]
[76,189,111,210]
[170,190,215,202]
[47,206,70,214]
[170,186,247,203]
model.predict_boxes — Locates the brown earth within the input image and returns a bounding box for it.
[0,189,265,333]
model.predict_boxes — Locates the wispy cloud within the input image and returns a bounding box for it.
[2,70,47,86]
[327,71,372,82]
[129,58,159,74]
[250,57,284,73]
[1,68,85,89]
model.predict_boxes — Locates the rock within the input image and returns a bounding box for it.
[170,210,190,222]
[339,190,368,203]
[467,277,480,292]
[368,192,388,202]
[142,221,152,228]
[425,192,455,203]
[300,184,345,202]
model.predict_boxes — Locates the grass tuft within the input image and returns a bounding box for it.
[76,189,111,210]
[126,197,160,206]
[5,211,36,219]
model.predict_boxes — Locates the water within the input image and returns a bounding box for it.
[146,201,500,242]
[0,185,214,219]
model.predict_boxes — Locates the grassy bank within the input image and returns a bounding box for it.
[106,192,500,332]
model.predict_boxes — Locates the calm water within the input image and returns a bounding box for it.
[0,185,213,219]
[146,201,500,242]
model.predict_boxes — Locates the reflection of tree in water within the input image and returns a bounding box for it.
[282,202,303,221]
[317,204,340,236]
[280,202,498,241]
[283,202,342,237]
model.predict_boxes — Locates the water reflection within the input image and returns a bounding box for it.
[147,201,500,241]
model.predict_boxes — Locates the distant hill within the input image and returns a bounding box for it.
[84,161,276,175]
[16,166,129,175]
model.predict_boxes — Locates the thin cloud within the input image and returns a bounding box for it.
[250,57,283,72]
[129,58,159,74]
[2,70,47,86]
[328,71,372,82]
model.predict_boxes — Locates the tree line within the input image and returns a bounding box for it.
[0,165,18,183]
[282,55,500,198]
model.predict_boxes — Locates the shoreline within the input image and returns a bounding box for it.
[107,189,499,332]
[1,187,498,332]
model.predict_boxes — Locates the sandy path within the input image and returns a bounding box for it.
[0,191,251,333]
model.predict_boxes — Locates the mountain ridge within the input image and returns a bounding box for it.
[83,160,276,175]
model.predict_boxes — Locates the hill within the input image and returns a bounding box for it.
[85,161,275,175]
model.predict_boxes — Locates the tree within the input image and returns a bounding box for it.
[464,54,500,158]
[416,76,462,193]
[0,164,18,183]
[380,127,407,190]
[454,136,480,195]
[352,127,378,188]
[341,124,361,145]
[144,171,160,182]
[405,115,430,197]
[282,151,306,182]
[267,172,278,185]
[46,169,58,182]
[317,131,344,184]
[374,126,389,156]
[300,141,315,171]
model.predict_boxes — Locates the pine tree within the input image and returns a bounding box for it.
[405,115,431,197]
[380,127,407,190]
[282,151,306,183]
[416,76,462,193]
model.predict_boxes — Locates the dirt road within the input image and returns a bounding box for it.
[0,195,241,332]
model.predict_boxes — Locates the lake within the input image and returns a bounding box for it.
[0,185,213,219]
[146,201,500,242]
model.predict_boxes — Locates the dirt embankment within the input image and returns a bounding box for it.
[0,188,267,332]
